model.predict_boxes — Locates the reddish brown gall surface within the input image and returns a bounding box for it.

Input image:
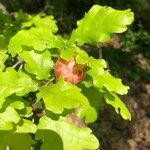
[54,58,86,84]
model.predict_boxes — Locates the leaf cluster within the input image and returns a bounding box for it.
[0,5,134,150]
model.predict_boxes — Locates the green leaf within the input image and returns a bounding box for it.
[88,57,107,75]
[9,100,24,110]
[76,84,104,123]
[0,52,8,71]
[77,106,97,124]
[8,27,65,56]
[22,15,58,33]
[1,95,25,110]
[75,49,89,64]
[104,90,131,120]
[60,46,90,64]
[0,133,34,150]
[20,50,53,80]
[19,106,33,118]
[0,107,20,131]
[70,5,134,45]
[35,130,63,150]
[37,79,89,114]
[0,122,15,133]
[16,119,36,133]
[36,116,99,150]
[60,47,76,61]
[0,68,38,99]
[89,71,129,95]
[80,85,104,113]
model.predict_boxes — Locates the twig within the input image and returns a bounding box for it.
[97,43,103,59]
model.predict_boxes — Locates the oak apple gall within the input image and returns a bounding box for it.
[54,58,86,84]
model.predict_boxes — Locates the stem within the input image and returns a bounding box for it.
[97,43,103,59]
[13,56,24,69]
[6,145,9,150]
[12,61,21,68]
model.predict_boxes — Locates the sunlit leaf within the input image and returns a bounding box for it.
[36,116,99,150]
[37,79,89,114]
[20,50,53,80]
[70,5,134,45]
[104,90,131,120]
[2,95,25,110]
[0,68,38,99]
[89,71,129,95]
[8,28,65,56]
[0,107,20,131]
[16,119,36,133]
[22,15,58,33]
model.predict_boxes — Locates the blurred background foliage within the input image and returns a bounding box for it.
[0,0,149,83]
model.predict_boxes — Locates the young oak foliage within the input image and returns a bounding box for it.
[0,4,134,150]
[70,5,134,45]
[36,116,99,150]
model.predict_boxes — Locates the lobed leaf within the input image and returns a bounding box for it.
[16,119,37,133]
[8,27,65,56]
[0,107,20,131]
[1,95,25,110]
[0,68,38,100]
[88,71,129,95]
[38,79,97,123]
[76,106,97,124]
[75,49,89,64]
[22,15,58,33]
[88,57,107,74]
[20,50,53,80]
[37,79,89,114]
[19,106,33,118]
[104,90,131,120]
[36,116,99,150]
[80,85,104,114]
[60,47,77,61]
[70,5,134,45]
